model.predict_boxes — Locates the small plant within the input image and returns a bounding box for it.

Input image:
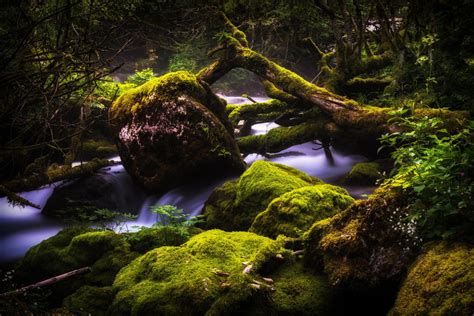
[61,208,137,232]
[150,204,203,228]
[380,115,474,239]
[125,68,154,85]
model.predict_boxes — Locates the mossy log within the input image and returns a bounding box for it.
[227,99,293,126]
[198,12,469,151]
[238,122,328,154]
[0,158,118,196]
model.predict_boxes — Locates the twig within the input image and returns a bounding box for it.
[0,267,91,297]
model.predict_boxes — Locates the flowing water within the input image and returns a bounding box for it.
[0,95,376,263]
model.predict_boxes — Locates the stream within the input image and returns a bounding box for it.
[0,96,376,263]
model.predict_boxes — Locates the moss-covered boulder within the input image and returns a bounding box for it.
[15,226,191,307]
[304,185,421,290]
[109,71,245,192]
[201,161,320,231]
[16,228,136,301]
[390,242,474,315]
[110,229,287,315]
[250,184,354,238]
[343,162,382,185]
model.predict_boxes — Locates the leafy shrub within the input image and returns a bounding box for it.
[124,68,154,85]
[380,116,474,239]
[151,204,203,227]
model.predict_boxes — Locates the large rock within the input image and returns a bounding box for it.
[200,161,320,231]
[42,166,145,218]
[343,161,383,185]
[15,226,190,307]
[110,229,286,315]
[250,184,354,238]
[304,185,421,290]
[109,71,245,192]
[390,242,474,315]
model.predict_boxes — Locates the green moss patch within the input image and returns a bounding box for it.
[343,162,382,185]
[390,242,474,315]
[201,161,320,231]
[250,184,354,238]
[111,229,286,315]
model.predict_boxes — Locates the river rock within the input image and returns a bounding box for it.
[200,160,321,231]
[42,165,145,218]
[389,242,474,315]
[109,71,245,192]
[304,185,421,290]
[250,184,354,238]
[110,229,338,315]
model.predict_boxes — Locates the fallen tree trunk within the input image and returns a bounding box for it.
[198,12,469,155]
[0,159,118,196]
[238,122,327,154]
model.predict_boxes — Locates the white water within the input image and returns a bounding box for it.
[0,96,375,263]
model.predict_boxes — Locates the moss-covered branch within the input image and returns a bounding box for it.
[227,99,292,126]
[0,159,118,195]
[238,122,328,154]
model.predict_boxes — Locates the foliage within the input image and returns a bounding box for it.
[151,204,203,230]
[60,208,137,232]
[125,68,155,85]
[380,116,474,239]
[95,68,155,101]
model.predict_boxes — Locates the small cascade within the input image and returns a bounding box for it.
[0,183,63,263]
[0,96,377,263]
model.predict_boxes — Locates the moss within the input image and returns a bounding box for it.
[15,225,192,307]
[63,286,116,315]
[125,226,190,253]
[108,70,245,192]
[227,99,289,126]
[346,77,391,94]
[15,228,136,302]
[111,229,286,315]
[237,122,326,154]
[201,161,320,231]
[304,185,421,289]
[344,162,382,185]
[250,184,354,238]
[110,71,206,124]
[390,242,474,315]
[238,47,360,112]
[77,139,117,160]
[267,261,336,315]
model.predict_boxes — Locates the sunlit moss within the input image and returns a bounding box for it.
[250,184,354,238]
[110,71,206,124]
[390,242,474,315]
[111,229,286,315]
[201,161,320,231]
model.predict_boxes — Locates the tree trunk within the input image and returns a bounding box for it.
[197,13,469,154]
[0,159,118,196]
